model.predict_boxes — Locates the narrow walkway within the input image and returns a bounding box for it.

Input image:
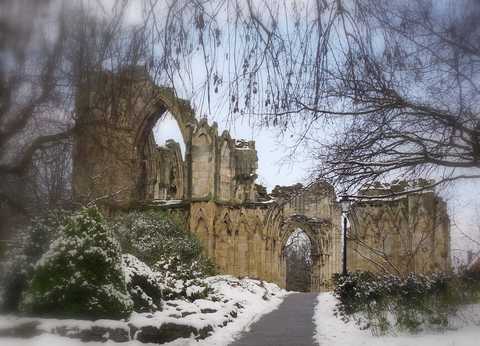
[229,293,318,346]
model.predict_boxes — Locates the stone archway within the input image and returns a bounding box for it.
[280,215,336,291]
[73,67,197,209]
[283,228,313,291]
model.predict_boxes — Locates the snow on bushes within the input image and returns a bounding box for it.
[0,206,289,344]
[0,210,67,312]
[20,207,133,319]
[122,254,164,312]
[315,292,480,346]
[154,254,210,300]
[2,208,216,318]
[333,271,480,335]
[114,211,215,271]
[127,276,287,345]
[114,211,215,301]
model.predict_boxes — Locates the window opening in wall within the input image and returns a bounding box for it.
[144,111,187,201]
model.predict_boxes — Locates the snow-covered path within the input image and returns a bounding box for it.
[229,292,318,346]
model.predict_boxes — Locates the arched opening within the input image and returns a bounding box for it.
[152,112,186,159]
[140,111,187,201]
[284,229,312,292]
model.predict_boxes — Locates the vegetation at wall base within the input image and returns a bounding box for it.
[113,210,215,302]
[333,271,480,335]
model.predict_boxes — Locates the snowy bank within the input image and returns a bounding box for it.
[0,276,287,346]
[193,275,288,345]
[314,292,480,346]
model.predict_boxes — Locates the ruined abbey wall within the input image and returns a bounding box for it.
[270,183,342,288]
[73,67,259,208]
[348,182,451,276]
[186,182,343,291]
[73,67,451,291]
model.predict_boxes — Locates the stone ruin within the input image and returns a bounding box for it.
[72,67,451,291]
[348,180,451,275]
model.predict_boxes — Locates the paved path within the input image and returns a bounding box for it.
[229,293,318,346]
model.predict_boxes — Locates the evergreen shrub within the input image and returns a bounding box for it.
[20,207,133,319]
[122,253,164,312]
[0,211,67,312]
[113,211,215,301]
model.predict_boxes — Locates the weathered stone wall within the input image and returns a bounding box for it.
[348,182,451,276]
[191,120,216,199]
[188,198,340,291]
[73,68,451,292]
[217,133,234,202]
[189,202,281,282]
[271,182,342,289]
[72,68,340,290]
[73,67,195,209]
[272,181,339,220]
[74,68,260,208]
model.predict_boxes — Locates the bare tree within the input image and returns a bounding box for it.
[0,0,71,240]
[451,203,480,268]
[190,0,480,194]
[0,0,216,239]
[4,0,477,231]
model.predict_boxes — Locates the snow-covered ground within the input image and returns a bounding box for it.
[314,292,480,346]
[187,276,288,346]
[0,276,287,346]
[0,335,151,346]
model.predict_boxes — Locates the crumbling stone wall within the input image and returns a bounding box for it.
[272,181,339,220]
[271,182,342,289]
[189,202,281,282]
[73,68,451,291]
[348,181,451,276]
[73,67,195,208]
[188,199,340,291]
[73,67,258,208]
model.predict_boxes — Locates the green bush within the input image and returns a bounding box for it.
[113,211,215,301]
[122,254,164,312]
[0,211,67,312]
[2,208,219,316]
[333,271,480,335]
[113,211,215,276]
[20,207,133,319]
[154,254,211,300]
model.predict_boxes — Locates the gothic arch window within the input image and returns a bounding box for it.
[141,111,186,201]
